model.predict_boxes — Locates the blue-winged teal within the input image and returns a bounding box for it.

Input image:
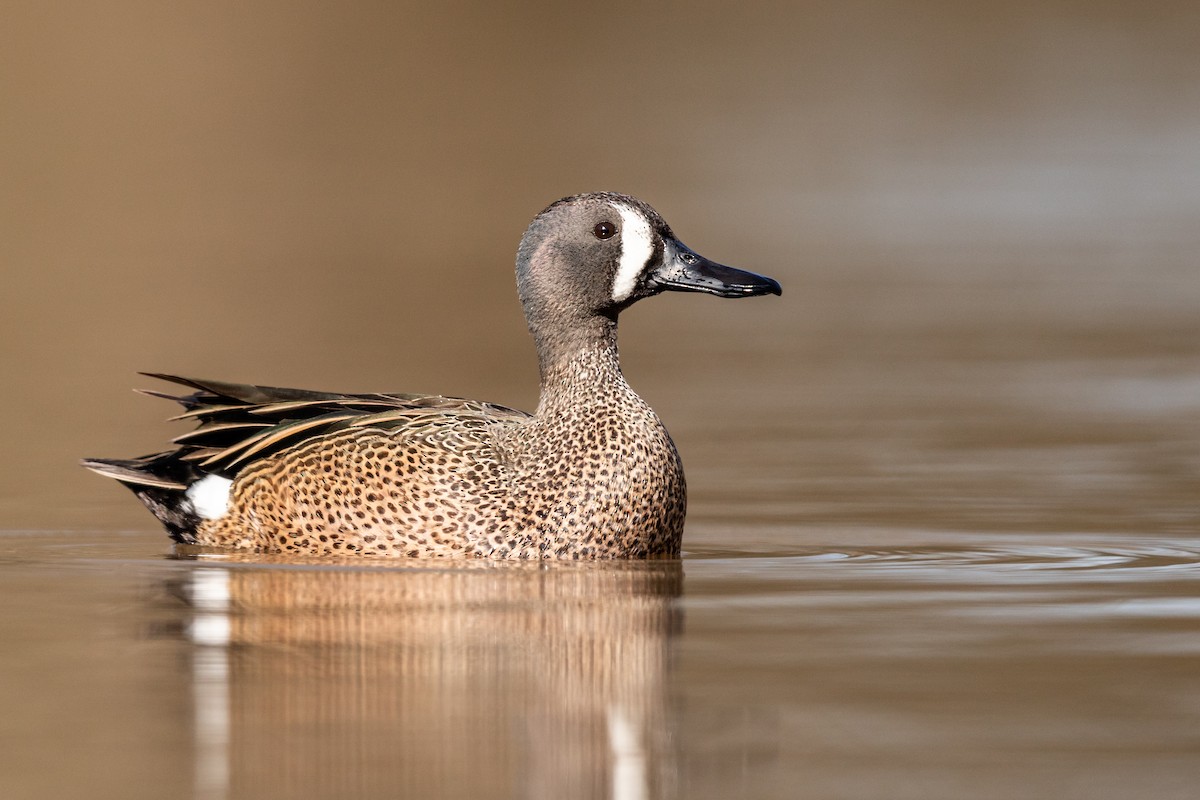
[83,192,781,558]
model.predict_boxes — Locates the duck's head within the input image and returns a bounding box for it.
[516,192,781,332]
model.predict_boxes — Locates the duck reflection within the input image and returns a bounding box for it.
[171,554,683,800]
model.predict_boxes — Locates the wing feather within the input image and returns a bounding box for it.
[114,374,531,476]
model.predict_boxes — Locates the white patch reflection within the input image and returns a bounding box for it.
[607,705,648,800]
[188,568,232,800]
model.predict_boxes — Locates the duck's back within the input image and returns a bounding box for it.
[202,373,686,560]
[201,402,526,557]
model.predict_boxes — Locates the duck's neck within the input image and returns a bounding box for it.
[533,313,631,417]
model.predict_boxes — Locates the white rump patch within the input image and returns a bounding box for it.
[611,204,655,303]
[186,474,233,520]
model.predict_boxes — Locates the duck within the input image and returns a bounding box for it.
[83,192,781,559]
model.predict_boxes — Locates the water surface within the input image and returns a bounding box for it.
[3,532,1199,800]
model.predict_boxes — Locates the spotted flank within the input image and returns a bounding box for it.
[83,192,781,558]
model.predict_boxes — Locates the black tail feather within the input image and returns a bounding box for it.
[80,454,190,489]
[81,454,201,543]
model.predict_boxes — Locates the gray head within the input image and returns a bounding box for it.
[515,192,781,343]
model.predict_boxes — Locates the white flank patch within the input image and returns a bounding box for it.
[187,474,233,520]
[611,203,655,303]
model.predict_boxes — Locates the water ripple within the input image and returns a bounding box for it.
[688,537,1200,586]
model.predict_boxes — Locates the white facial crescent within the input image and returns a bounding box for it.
[610,204,655,303]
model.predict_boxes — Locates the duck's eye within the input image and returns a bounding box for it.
[593,221,617,240]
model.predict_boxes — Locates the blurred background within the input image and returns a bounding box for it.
[3,0,1198,535]
[4,5,1200,799]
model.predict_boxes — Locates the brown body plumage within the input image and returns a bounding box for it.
[83,193,779,558]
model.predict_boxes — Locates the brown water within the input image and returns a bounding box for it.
[4,2,1200,799]
[4,531,1200,799]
